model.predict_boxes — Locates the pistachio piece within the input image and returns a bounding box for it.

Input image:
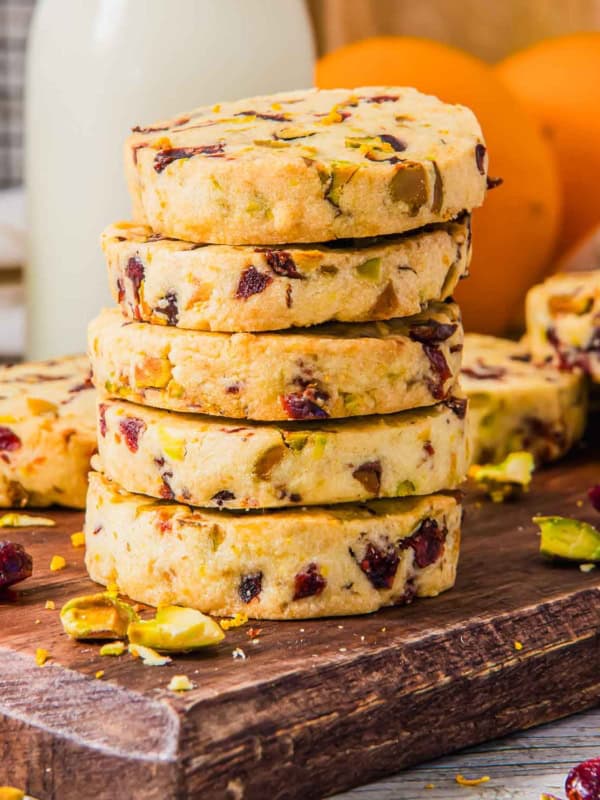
[99,641,126,657]
[469,451,534,502]
[534,516,600,562]
[254,444,286,479]
[128,642,171,666]
[168,674,194,692]
[0,513,55,528]
[284,432,308,451]
[0,787,25,800]
[389,163,427,214]
[325,161,359,208]
[157,426,186,461]
[356,257,381,282]
[60,592,139,640]
[127,605,225,652]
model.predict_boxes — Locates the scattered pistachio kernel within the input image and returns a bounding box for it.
[128,642,171,666]
[534,516,600,562]
[0,513,55,528]
[580,563,596,573]
[356,257,381,282]
[50,555,66,571]
[60,593,139,640]
[469,451,534,502]
[99,641,126,657]
[168,674,194,692]
[44,600,55,610]
[70,531,85,548]
[128,605,225,652]
[35,648,49,666]
[220,612,248,631]
[157,426,186,461]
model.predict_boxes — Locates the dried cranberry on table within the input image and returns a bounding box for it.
[0,426,22,452]
[565,756,600,800]
[0,541,33,590]
[588,485,600,513]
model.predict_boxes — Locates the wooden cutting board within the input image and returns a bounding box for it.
[1,442,599,800]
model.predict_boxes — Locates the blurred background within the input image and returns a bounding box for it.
[1,0,599,360]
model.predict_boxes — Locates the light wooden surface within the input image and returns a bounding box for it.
[336,707,600,799]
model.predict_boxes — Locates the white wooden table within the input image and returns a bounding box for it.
[337,708,600,799]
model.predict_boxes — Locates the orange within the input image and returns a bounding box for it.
[497,33,600,257]
[316,37,561,335]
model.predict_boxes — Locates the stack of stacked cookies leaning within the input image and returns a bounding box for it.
[85,87,488,619]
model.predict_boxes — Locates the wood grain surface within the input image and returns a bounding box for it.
[0,441,599,800]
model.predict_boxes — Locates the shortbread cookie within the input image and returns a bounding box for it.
[102,216,471,331]
[85,472,461,619]
[463,334,587,465]
[89,302,463,421]
[96,396,468,509]
[0,356,96,508]
[526,271,600,382]
[126,86,487,245]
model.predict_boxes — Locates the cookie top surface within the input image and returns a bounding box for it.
[127,86,487,244]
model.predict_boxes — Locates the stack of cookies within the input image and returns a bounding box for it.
[85,87,488,619]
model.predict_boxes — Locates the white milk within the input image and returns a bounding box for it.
[25,0,315,358]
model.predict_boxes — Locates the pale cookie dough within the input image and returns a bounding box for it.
[526,271,600,382]
[102,216,471,331]
[96,396,469,509]
[462,334,587,465]
[85,472,461,619]
[126,86,487,245]
[89,302,463,421]
[0,356,96,508]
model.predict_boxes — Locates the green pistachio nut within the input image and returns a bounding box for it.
[60,593,139,640]
[534,516,600,562]
[469,451,534,502]
[127,605,225,652]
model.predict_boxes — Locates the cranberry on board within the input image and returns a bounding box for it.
[0,541,33,589]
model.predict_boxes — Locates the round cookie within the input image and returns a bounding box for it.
[96,396,469,509]
[462,334,587,465]
[102,216,471,332]
[0,356,96,508]
[89,301,463,421]
[85,472,461,619]
[526,271,600,383]
[126,86,487,245]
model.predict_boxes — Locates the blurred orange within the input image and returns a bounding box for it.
[497,33,600,257]
[554,221,600,274]
[316,36,561,335]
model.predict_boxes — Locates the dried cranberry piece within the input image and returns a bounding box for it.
[352,461,382,495]
[487,176,503,190]
[239,572,263,603]
[235,110,288,122]
[0,541,33,589]
[409,320,457,344]
[401,518,446,568]
[125,256,144,316]
[261,249,303,279]
[475,143,487,175]
[98,403,108,437]
[566,757,600,800]
[116,278,125,304]
[69,373,94,393]
[394,578,416,606]
[378,133,406,152]
[155,291,179,325]
[236,267,273,299]
[461,361,507,380]
[0,427,21,452]
[281,390,329,420]
[424,345,452,400]
[588,485,600,513]
[365,95,399,103]
[423,441,435,457]
[159,472,175,500]
[444,396,468,419]
[351,540,399,589]
[119,417,146,453]
[211,490,235,507]
[154,143,225,172]
[293,563,326,600]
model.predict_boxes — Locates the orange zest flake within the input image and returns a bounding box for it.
[514,640,524,651]
[246,627,263,639]
[70,531,86,548]
[50,555,66,571]
[319,106,345,125]
[95,670,105,679]
[35,648,49,666]
[0,787,26,800]
[455,774,490,787]
[153,136,172,150]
